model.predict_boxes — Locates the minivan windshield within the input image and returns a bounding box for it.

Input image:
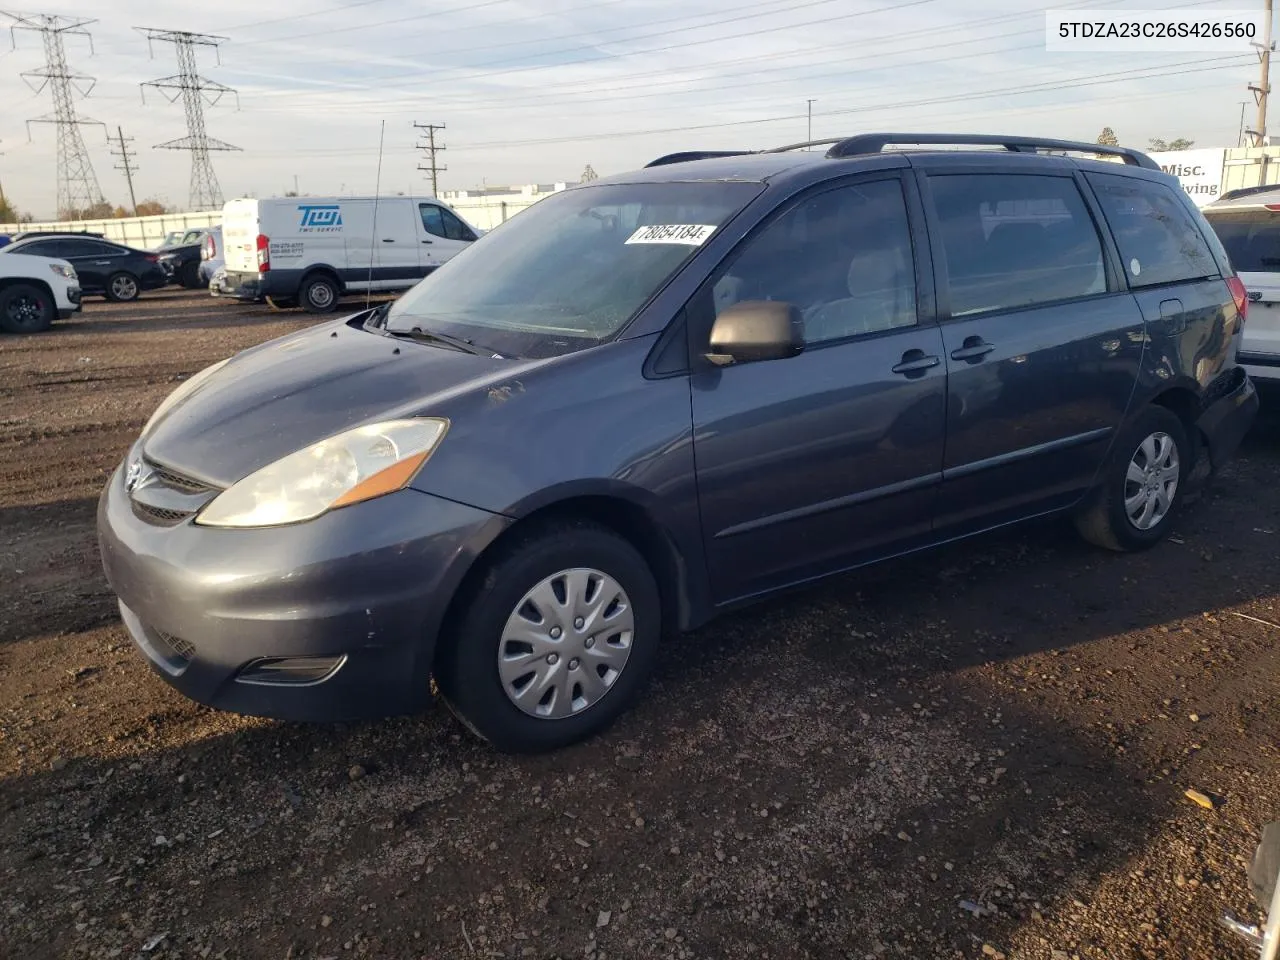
[385,180,761,358]
[1204,209,1280,273]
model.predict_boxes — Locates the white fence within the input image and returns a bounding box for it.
[0,186,566,245]
[0,211,221,249]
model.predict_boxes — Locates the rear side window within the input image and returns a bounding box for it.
[929,174,1106,317]
[1203,210,1280,273]
[1087,173,1218,287]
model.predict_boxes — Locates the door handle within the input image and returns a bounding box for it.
[420,239,433,244]
[381,238,395,243]
[94,260,112,265]
[891,349,941,375]
[950,337,995,362]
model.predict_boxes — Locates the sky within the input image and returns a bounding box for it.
[0,0,1265,218]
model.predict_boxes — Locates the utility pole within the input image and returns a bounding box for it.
[1248,0,1274,146]
[137,27,241,211]
[3,13,106,219]
[807,99,816,148]
[109,125,139,215]
[1240,100,1249,146]
[414,122,446,196]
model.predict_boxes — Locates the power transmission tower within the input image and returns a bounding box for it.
[1248,0,1275,146]
[414,122,446,196]
[3,12,106,219]
[109,126,139,216]
[136,27,240,211]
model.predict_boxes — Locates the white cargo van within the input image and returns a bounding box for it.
[220,195,481,313]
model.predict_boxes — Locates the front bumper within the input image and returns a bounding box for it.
[1198,367,1259,469]
[58,286,82,319]
[97,462,510,721]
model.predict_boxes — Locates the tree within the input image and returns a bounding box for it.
[1148,137,1195,152]
[1096,127,1119,146]
[0,193,23,223]
[134,200,169,217]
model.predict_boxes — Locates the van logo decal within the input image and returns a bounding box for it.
[297,204,343,232]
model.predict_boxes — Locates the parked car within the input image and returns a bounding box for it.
[0,245,81,333]
[156,227,214,289]
[198,226,224,288]
[1202,186,1280,385]
[11,230,105,242]
[3,235,167,302]
[219,194,480,312]
[98,133,1257,752]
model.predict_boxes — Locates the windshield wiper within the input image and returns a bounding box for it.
[387,325,501,358]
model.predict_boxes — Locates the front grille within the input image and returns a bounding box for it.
[153,629,196,664]
[131,502,191,525]
[68,288,81,304]
[148,462,212,495]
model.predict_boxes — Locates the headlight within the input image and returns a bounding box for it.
[195,419,448,528]
[49,263,75,280]
[143,357,232,436]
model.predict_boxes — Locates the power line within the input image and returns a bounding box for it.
[236,0,514,47]
[137,27,241,211]
[108,125,139,216]
[449,55,1254,150]
[227,0,397,32]
[414,122,446,196]
[2,12,106,218]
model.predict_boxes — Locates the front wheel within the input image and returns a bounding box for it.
[106,272,140,303]
[435,521,662,753]
[0,283,55,333]
[1075,405,1188,552]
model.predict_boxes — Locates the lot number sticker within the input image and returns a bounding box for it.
[625,224,717,246]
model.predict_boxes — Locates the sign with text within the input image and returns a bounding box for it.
[1147,148,1226,206]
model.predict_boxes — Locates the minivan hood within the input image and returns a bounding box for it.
[142,318,518,488]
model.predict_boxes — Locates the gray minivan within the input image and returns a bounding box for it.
[98,134,1258,752]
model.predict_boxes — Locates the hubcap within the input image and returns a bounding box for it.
[112,276,137,299]
[310,283,334,308]
[8,293,42,326]
[497,567,635,720]
[1124,430,1179,531]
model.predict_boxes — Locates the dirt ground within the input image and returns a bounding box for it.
[1,288,1278,960]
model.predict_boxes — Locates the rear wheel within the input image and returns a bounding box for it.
[299,274,339,313]
[105,272,140,303]
[0,283,54,334]
[435,521,662,753]
[1075,405,1188,551]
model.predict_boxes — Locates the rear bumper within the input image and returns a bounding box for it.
[1198,367,1259,468]
[97,461,511,721]
[225,270,300,302]
[1240,351,1280,382]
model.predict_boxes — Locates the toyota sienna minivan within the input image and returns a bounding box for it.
[98,133,1258,752]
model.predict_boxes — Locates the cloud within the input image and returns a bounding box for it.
[0,0,1254,218]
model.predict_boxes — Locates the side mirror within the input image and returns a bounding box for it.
[706,300,804,366]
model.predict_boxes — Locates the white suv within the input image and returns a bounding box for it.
[1203,187,1280,383]
[0,245,82,333]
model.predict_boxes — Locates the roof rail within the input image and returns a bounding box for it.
[822,133,1162,170]
[645,150,753,168]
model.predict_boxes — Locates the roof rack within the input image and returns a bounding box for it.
[643,133,1161,171]
[821,133,1161,169]
[645,150,753,168]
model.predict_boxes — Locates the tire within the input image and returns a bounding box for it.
[105,272,140,303]
[180,262,205,289]
[299,274,339,314]
[265,295,298,311]
[1075,405,1189,552]
[0,283,55,334]
[435,521,662,753]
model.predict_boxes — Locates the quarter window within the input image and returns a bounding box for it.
[712,179,917,345]
[929,174,1106,317]
[439,207,475,242]
[1087,173,1218,288]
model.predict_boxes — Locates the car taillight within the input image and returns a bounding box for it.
[203,235,216,261]
[144,254,159,263]
[1227,274,1248,324]
[256,234,269,273]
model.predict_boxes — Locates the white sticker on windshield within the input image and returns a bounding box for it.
[625,224,717,246]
